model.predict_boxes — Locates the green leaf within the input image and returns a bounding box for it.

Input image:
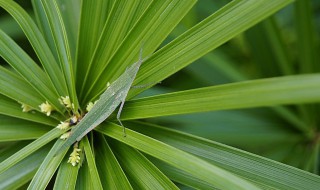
[0,115,51,142]
[147,156,216,189]
[55,0,81,63]
[0,94,58,126]
[0,15,23,38]
[0,29,64,112]
[153,110,302,148]
[0,0,68,97]
[82,136,103,190]
[40,0,79,110]
[95,134,132,189]
[126,0,153,30]
[109,139,179,189]
[96,122,260,190]
[0,66,44,109]
[128,0,294,99]
[33,0,80,63]
[28,140,69,190]
[53,149,79,190]
[32,0,59,61]
[75,0,110,95]
[0,141,28,162]
[83,0,197,103]
[75,160,93,190]
[128,121,320,190]
[0,144,51,190]
[78,0,142,99]
[0,128,64,174]
[294,0,319,73]
[245,17,294,76]
[121,74,320,120]
[77,0,152,97]
[185,50,247,84]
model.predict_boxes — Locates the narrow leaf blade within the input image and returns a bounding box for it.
[53,150,79,190]
[129,121,320,190]
[40,0,79,110]
[0,0,68,97]
[82,136,103,190]
[0,115,51,142]
[28,140,69,190]
[84,0,197,103]
[0,94,58,126]
[96,122,260,190]
[95,134,132,189]
[121,74,320,120]
[109,139,179,190]
[128,0,295,99]
[0,128,64,174]
[0,144,51,190]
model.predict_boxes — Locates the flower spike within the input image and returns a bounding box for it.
[39,101,53,116]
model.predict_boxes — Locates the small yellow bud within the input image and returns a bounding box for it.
[56,121,70,130]
[68,147,81,166]
[21,103,32,112]
[60,96,72,108]
[86,101,97,112]
[39,101,53,116]
[60,132,71,140]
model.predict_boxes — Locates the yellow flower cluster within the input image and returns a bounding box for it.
[59,96,74,109]
[21,103,32,112]
[56,121,70,130]
[86,100,98,112]
[60,131,71,140]
[68,147,81,166]
[39,101,53,116]
[33,95,100,166]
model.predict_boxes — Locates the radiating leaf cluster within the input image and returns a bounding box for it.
[0,0,319,189]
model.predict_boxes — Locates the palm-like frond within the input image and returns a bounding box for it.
[0,0,319,189]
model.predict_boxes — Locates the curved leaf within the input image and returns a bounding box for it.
[0,144,51,190]
[28,140,68,190]
[82,136,103,190]
[53,149,79,190]
[128,121,320,190]
[0,0,68,97]
[32,0,59,61]
[78,0,141,99]
[109,139,179,190]
[0,115,51,142]
[55,0,81,62]
[75,160,94,190]
[128,0,294,99]
[0,128,64,174]
[95,134,132,189]
[0,94,58,126]
[121,74,320,120]
[0,66,44,109]
[40,0,79,110]
[76,0,111,95]
[96,122,260,190]
[84,0,197,103]
[0,29,63,112]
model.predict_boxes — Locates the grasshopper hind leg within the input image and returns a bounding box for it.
[117,99,127,137]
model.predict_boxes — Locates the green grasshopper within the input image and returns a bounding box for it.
[56,47,145,153]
